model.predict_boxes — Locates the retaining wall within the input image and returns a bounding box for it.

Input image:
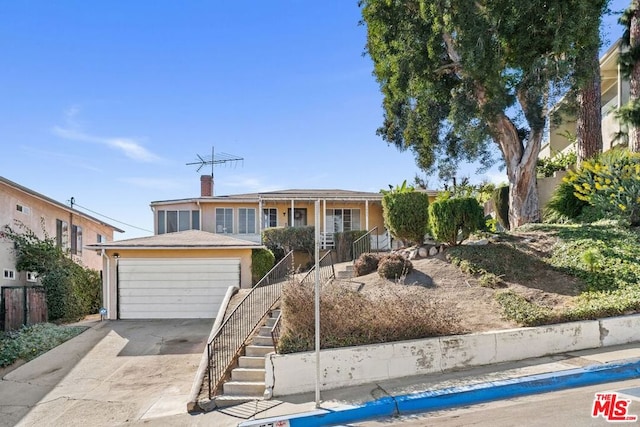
[266,314,640,397]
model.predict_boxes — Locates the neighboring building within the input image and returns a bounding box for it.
[0,176,124,287]
[150,175,438,249]
[540,39,629,160]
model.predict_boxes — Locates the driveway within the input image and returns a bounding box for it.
[0,318,213,427]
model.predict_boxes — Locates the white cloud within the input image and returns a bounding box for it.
[52,107,161,163]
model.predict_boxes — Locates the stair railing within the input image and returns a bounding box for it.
[352,226,379,262]
[206,250,294,399]
[299,251,335,286]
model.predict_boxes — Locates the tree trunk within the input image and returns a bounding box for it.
[577,47,603,163]
[630,0,640,152]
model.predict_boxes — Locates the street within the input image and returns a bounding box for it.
[351,378,640,427]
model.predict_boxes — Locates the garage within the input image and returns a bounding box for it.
[118,258,240,319]
[87,230,262,320]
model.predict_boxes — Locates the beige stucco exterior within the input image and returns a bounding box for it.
[0,177,123,287]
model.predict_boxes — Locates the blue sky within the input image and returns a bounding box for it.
[0,1,630,239]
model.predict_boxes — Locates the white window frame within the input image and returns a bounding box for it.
[238,208,256,234]
[26,271,38,282]
[16,204,31,215]
[263,208,278,229]
[3,269,15,280]
[215,208,234,234]
[157,210,200,234]
[326,208,361,233]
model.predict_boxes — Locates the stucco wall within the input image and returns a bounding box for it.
[266,315,640,397]
[537,170,568,212]
[1,181,120,285]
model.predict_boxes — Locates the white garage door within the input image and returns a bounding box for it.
[118,258,240,319]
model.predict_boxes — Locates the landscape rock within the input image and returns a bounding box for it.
[418,247,428,258]
[429,246,438,256]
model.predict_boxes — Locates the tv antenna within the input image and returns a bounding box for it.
[186,147,244,178]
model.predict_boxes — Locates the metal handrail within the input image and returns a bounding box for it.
[299,251,335,286]
[206,250,294,399]
[352,226,379,263]
[270,313,282,353]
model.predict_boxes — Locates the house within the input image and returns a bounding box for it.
[86,230,262,320]
[150,175,433,249]
[540,39,628,160]
[0,176,124,287]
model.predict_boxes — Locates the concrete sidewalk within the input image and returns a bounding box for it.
[188,343,640,427]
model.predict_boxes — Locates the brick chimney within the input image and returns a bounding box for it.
[200,175,213,197]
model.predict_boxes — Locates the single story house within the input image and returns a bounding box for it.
[86,230,262,320]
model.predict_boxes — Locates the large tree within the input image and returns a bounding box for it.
[575,1,608,163]
[620,1,640,153]
[360,0,600,228]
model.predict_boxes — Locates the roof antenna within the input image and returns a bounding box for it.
[186,147,244,195]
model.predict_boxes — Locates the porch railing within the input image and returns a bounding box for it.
[206,250,294,399]
[299,251,335,286]
[352,226,379,262]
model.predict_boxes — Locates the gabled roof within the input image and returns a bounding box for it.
[85,229,262,250]
[0,176,125,233]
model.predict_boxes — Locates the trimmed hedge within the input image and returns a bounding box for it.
[251,248,275,284]
[382,191,430,246]
[492,185,509,230]
[428,197,485,246]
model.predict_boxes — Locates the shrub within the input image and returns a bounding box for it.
[543,180,588,223]
[334,230,367,263]
[382,184,430,246]
[251,248,275,284]
[262,226,315,260]
[536,150,577,177]
[492,185,510,230]
[495,291,555,326]
[277,281,464,353]
[567,149,640,225]
[354,253,381,276]
[428,197,485,246]
[377,253,413,280]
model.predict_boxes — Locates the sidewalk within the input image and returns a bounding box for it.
[185,342,640,427]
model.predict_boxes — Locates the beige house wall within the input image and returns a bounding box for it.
[1,181,120,287]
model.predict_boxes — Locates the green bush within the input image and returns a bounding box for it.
[543,180,588,223]
[492,185,510,230]
[428,197,485,246]
[377,253,413,280]
[354,253,381,276]
[251,248,275,284]
[334,230,367,263]
[536,150,577,177]
[262,226,315,260]
[495,291,554,326]
[382,185,430,246]
[567,149,640,225]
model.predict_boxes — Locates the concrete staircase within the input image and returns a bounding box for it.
[335,263,355,280]
[214,309,280,408]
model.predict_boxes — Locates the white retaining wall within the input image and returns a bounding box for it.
[266,314,640,397]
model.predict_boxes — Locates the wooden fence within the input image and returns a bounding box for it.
[1,286,47,331]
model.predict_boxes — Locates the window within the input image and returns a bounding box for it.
[157,210,200,234]
[56,219,69,250]
[26,272,38,282]
[326,209,361,233]
[216,208,233,233]
[288,208,307,227]
[239,208,256,234]
[263,208,277,228]
[97,233,106,243]
[71,225,83,255]
[3,269,15,280]
[16,204,31,215]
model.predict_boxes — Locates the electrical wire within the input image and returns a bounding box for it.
[69,200,153,233]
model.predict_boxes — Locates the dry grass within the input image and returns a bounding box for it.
[277,280,465,354]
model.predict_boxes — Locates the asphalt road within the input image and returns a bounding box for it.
[351,378,640,427]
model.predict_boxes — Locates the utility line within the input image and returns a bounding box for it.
[68,198,153,233]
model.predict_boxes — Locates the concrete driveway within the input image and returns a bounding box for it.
[0,318,213,427]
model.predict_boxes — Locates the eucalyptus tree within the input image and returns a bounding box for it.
[619,1,640,152]
[360,0,598,228]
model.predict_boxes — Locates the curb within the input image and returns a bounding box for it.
[239,358,640,427]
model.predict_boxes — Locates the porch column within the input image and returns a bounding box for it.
[365,200,369,230]
[290,199,295,227]
[322,199,327,249]
[258,198,263,236]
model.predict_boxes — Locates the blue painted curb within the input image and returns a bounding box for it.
[238,358,640,427]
